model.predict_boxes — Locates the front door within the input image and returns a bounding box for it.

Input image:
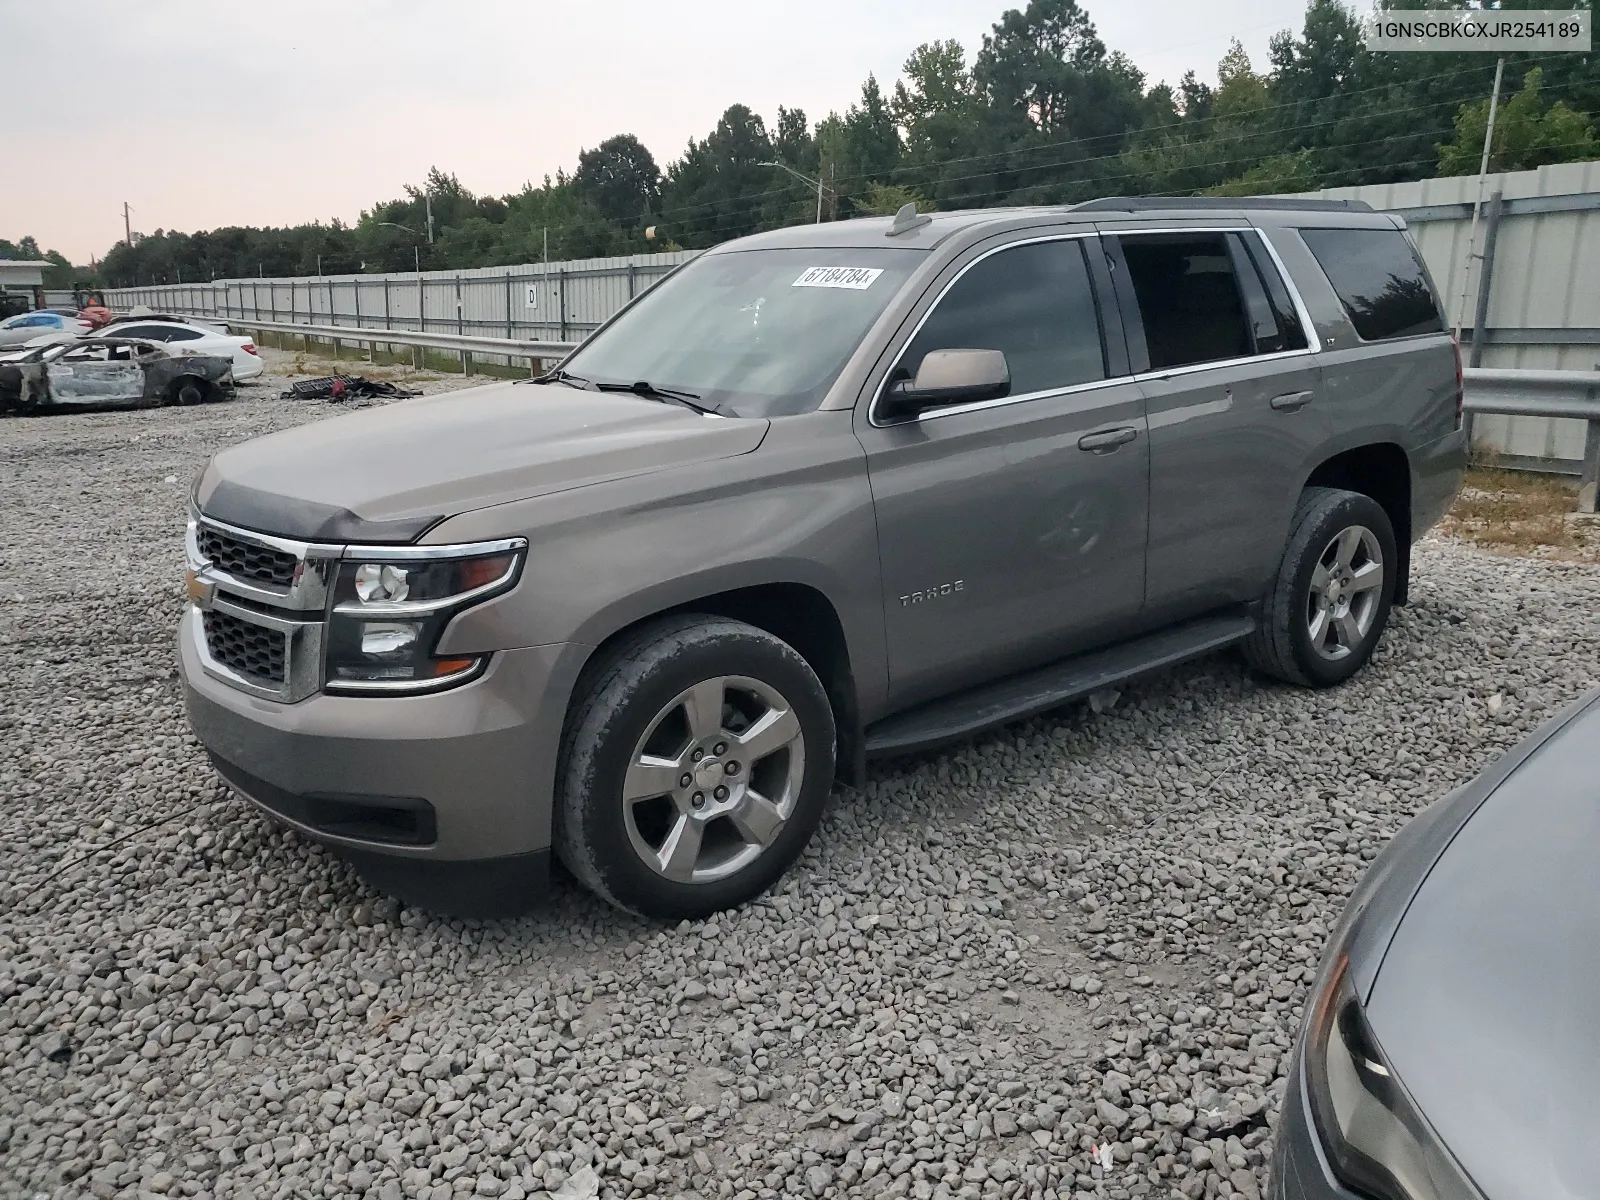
[856,234,1150,709]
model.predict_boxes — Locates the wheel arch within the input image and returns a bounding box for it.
[1303,441,1413,604]
[167,372,215,404]
[570,580,867,789]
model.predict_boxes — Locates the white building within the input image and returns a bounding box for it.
[0,259,49,308]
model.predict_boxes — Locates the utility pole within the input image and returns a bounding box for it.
[122,201,132,247]
[759,161,832,224]
[1454,56,1506,338]
[426,193,435,244]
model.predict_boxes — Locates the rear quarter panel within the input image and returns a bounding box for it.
[1262,220,1463,538]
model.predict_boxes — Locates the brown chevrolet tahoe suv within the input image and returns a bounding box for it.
[180,198,1466,919]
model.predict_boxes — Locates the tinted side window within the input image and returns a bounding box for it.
[1118,234,1253,370]
[1300,227,1444,341]
[162,327,204,342]
[898,239,1107,397]
[1238,233,1308,352]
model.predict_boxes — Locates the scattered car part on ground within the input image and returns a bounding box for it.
[179,198,1466,921]
[0,336,234,413]
[279,374,422,401]
[1271,687,1600,1200]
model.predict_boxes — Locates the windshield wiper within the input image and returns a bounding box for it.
[594,379,734,417]
[522,368,597,390]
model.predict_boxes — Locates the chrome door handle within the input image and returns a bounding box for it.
[1077,426,1138,453]
[1270,390,1313,412]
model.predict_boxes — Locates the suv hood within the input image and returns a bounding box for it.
[196,380,770,542]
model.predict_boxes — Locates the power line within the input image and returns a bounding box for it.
[647,55,1529,226]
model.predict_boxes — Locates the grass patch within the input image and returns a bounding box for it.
[251,329,543,381]
[1439,466,1583,554]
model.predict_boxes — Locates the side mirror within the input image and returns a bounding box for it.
[880,348,1010,421]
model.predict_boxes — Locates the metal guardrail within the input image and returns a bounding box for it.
[1464,367,1600,511]
[1464,367,1600,419]
[211,316,578,373]
[93,307,1600,504]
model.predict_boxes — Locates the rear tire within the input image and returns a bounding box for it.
[555,614,835,919]
[172,379,206,406]
[1242,487,1397,687]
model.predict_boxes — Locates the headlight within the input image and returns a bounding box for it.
[1303,954,1483,1200]
[324,538,525,693]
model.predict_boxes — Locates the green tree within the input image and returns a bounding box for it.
[856,182,931,214]
[1438,66,1600,175]
[975,0,1107,133]
[1208,150,1321,195]
[659,104,777,246]
[572,134,663,228]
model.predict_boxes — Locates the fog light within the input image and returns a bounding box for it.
[354,563,410,603]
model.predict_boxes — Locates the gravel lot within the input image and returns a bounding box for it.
[4,349,1599,1200]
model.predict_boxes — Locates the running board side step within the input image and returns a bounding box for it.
[863,610,1256,758]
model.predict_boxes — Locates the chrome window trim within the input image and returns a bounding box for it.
[887,374,1136,424]
[1131,345,1318,385]
[866,224,1327,428]
[868,231,1109,429]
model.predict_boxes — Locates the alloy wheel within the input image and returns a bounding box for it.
[621,675,806,884]
[1306,525,1384,661]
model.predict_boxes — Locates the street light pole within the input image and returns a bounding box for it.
[376,223,423,275]
[759,161,830,223]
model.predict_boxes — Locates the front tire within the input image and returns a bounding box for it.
[555,614,836,919]
[1242,487,1397,687]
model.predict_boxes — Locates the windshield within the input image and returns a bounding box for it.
[560,246,927,416]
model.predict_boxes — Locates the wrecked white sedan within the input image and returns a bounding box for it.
[0,336,235,413]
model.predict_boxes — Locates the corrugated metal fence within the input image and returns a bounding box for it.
[1299,160,1600,470]
[100,251,699,346]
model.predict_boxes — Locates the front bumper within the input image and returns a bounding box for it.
[179,605,585,865]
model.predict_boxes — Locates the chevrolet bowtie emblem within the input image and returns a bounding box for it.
[186,570,215,607]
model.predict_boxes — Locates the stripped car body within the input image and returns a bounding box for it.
[0,336,234,412]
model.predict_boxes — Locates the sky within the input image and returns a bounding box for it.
[1,0,1323,263]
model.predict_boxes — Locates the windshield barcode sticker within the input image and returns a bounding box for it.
[792,266,884,290]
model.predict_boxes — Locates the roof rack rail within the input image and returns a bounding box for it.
[1072,195,1374,213]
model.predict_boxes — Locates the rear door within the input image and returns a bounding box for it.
[1105,226,1325,623]
[856,231,1150,707]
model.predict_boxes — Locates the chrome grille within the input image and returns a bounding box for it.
[203,609,287,683]
[197,526,298,587]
